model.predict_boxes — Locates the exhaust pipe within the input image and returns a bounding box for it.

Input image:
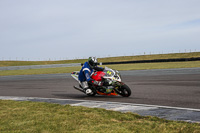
[74,86,85,93]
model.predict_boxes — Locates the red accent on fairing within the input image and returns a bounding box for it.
[91,71,118,96]
[96,90,118,96]
[91,71,105,81]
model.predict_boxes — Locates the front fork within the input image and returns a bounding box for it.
[113,81,124,94]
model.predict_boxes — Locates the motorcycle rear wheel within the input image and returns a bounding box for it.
[117,84,131,97]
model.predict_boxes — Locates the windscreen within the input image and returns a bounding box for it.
[103,69,115,78]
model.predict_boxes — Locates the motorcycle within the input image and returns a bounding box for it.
[71,67,131,97]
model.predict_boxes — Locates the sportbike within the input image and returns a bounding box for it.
[71,67,131,97]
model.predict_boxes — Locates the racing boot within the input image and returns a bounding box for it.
[81,81,93,95]
[85,88,93,95]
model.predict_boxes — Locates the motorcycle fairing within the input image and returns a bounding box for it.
[71,71,79,81]
[96,90,118,96]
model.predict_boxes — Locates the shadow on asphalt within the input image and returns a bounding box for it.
[52,93,140,102]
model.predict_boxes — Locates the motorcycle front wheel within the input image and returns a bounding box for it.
[117,84,131,97]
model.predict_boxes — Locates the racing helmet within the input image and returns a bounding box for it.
[88,57,98,68]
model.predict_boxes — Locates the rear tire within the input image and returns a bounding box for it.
[117,84,131,97]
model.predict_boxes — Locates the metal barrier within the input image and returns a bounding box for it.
[81,57,200,66]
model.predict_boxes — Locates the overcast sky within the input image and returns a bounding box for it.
[0,0,200,61]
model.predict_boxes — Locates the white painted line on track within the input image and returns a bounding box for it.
[1,96,200,112]
[1,96,200,123]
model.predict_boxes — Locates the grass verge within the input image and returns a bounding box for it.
[0,59,86,67]
[1,61,200,76]
[1,52,200,67]
[0,66,81,76]
[98,52,200,63]
[106,61,200,71]
[0,100,199,133]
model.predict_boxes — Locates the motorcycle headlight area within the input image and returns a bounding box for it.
[114,71,121,80]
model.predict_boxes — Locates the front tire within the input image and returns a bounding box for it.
[117,84,131,97]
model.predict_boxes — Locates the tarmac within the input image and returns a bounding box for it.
[1,67,200,123]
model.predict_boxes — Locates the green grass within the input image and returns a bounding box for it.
[106,61,200,71]
[0,59,87,67]
[99,52,200,63]
[1,52,200,67]
[0,66,82,76]
[1,52,200,76]
[1,61,200,76]
[0,100,199,133]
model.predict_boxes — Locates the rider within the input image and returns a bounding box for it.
[78,57,104,94]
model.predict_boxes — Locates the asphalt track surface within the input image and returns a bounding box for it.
[0,68,200,109]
